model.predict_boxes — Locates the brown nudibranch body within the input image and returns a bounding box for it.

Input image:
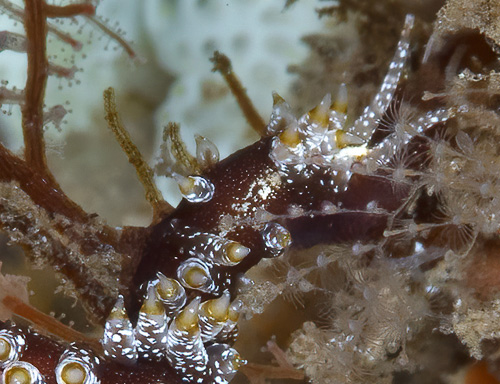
[136,138,410,302]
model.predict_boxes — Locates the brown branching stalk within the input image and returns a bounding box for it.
[22,0,49,171]
[0,0,148,327]
[211,51,267,136]
[104,87,173,220]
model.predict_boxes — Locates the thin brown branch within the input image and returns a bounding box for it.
[47,24,83,51]
[22,0,49,171]
[48,63,78,79]
[2,295,102,352]
[211,51,267,136]
[44,2,95,18]
[103,87,173,219]
[0,86,24,104]
[86,15,138,59]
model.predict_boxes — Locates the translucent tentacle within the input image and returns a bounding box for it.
[351,14,415,141]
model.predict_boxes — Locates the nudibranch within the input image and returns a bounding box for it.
[0,12,460,384]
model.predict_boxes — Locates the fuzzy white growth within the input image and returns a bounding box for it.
[177,258,216,293]
[352,14,415,140]
[286,245,431,383]
[166,297,208,383]
[101,295,137,365]
[206,343,245,384]
[199,291,231,342]
[2,361,45,384]
[174,174,215,203]
[262,222,292,257]
[0,328,25,368]
[369,101,418,162]
[156,272,187,316]
[421,128,500,237]
[135,282,169,360]
[195,135,220,170]
[55,346,100,384]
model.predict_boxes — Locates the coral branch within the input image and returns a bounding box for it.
[44,2,95,18]
[103,87,173,220]
[22,0,49,171]
[211,51,267,136]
